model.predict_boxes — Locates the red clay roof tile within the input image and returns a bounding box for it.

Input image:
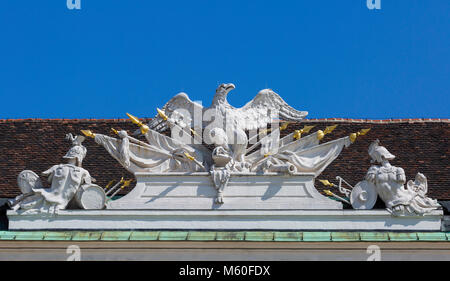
[0,119,448,199]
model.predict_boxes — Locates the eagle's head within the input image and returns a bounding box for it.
[212,83,235,105]
[216,83,235,95]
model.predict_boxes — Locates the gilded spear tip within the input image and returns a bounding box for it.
[350,128,371,143]
[157,108,169,121]
[122,179,133,188]
[157,108,197,136]
[293,125,316,140]
[359,128,371,135]
[105,180,114,189]
[324,125,338,135]
[80,130,95,138]
[323,189,334,196]
[303,125,316,134]
[319,179,334,187]
[317,125,338,140]
[184,152,195,161]
[126,113,149,134]
[126,113,141,125]
[279,122,290,131]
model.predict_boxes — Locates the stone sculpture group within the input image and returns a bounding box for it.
[8,134,103,213]
[8,83,441,221]
[365,139,440,216]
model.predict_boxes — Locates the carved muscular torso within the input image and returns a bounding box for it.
[366,164,414,208]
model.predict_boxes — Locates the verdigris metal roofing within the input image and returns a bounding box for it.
[0,231,449,242]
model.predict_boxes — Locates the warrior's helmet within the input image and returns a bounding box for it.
[368,139,395,163]
[63,145,87,166]
[64,134,87,166]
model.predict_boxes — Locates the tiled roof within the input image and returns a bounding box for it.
[0,119,448,199]
[1,118,449,123]
[303,118,450,123]
[0,230,448,242]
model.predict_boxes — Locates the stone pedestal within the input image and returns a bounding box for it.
[107,172,342,210]
[8,172,444,232]
[7,209,443,231]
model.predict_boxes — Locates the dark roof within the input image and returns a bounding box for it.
[0,118,449,199]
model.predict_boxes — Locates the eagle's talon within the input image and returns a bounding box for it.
[215,196,224,204]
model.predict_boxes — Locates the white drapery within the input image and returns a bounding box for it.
[251,136,351,177]
[95,132,199,173]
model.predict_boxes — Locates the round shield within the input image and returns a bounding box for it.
[75,184,106,210]
[17,170,43,194]
[350,180,377,210]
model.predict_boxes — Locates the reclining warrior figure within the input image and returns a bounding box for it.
[8,134,93,214]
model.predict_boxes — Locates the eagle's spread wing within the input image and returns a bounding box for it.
[235,89,308,131]
[148,92,204,132]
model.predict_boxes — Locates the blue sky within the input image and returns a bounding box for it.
[0,1,448,119]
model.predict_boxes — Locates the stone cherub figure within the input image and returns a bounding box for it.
[8,134,93,214]
[365,139,441,216]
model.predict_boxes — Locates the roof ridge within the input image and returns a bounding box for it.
[0,118,152,122]
[0,118,448,123]
[302,118,450,123]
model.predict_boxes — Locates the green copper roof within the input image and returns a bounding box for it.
[0,231,449,242]
[303,232,331,241]
[360,232,389,241]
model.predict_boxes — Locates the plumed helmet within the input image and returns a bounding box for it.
[368,139,395,163]
[63,145,87,166]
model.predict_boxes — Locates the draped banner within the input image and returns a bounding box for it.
[94,131,200,173]
[251,136,351,177]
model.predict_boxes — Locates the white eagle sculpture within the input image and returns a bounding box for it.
[76,83,362,207]
[148,83,308,133]
[147,83,308,162]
